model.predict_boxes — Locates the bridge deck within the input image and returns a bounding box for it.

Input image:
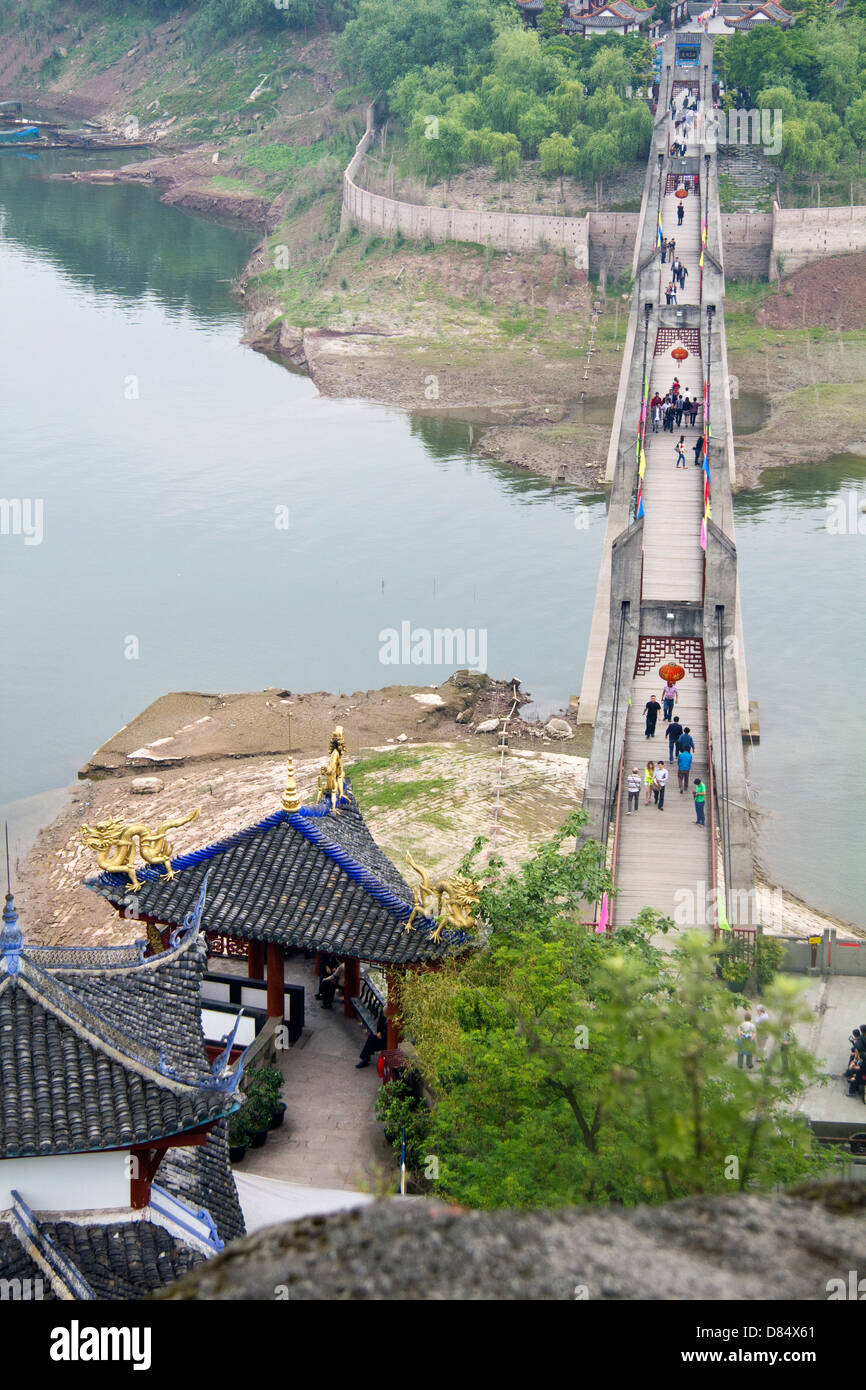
[612,103,713,929]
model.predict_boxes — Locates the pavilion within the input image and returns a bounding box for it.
[563,1,655,35]
[0,882,246,1298]
[84,734,472,1050]
[723,2,793,29]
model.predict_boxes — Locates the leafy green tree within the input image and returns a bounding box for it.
[538,0,563,40]
[409,112,467,185]
[755,85,799,123]
[396,817,826,1209]
[539,131,578,194]
[491,26,567,95]
[612,102,653,162]
[339,0,513,92]
[551,80,584,134]
[484,129,521,179]
[579,130,619,204]
[517,100,557,154]
[587,47,632,98]
[845,93,866,166]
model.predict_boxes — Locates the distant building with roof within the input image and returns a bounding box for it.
[517,0,655,32]
[84,735,474,1052]
[723,2,793,28]
[0,882,245,1299]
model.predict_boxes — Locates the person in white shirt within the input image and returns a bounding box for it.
[754,1004,769,1060]
[737,1013,757,1070]
[652,761,668,810]
[626,767,642,814]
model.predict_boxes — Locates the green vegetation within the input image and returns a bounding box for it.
[720,11,866,201]
[338,1,654,192]
[385,813,829,1208]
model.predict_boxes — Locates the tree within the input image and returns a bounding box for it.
[484,129,521,180]
[579,130,619,206]
[587,47,632,98]
[409,112,467,185]
[396,818,827,1209]
[517,100,557,155]
[538,0,563,40]
[539,131,578,195]
[845,94,866,167]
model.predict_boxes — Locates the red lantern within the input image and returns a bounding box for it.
[659,662,685,684]
[671,347,688,362]
[676,187,688,198]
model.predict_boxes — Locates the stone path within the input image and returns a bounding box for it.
[233,954,389,1192]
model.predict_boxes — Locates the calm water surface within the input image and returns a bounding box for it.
[0,150,862,926]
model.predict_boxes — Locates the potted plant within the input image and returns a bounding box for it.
[228,1107,252,1163]
[255,1065,286,1130]
[245,1089,271,1148]
[720,954,750,992]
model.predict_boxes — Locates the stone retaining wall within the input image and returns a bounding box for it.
[720,212,772,281]
[772,205,866,276]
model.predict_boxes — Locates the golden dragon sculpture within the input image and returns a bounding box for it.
[80,807,201,892]
[316,725,346,813]
[405,850,481,943]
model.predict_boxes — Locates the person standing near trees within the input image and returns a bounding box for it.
[736,1013,757,1070]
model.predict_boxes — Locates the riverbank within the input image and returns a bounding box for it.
[16,679,859,949]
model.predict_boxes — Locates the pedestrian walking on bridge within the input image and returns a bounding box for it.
[675,437,686,469]
[677,200,684,227]
[652,761,668,810]
[644,761,655,805]
[677,745,692,792]
[627,767,642,814]
[693,778,706,825]
[644,696,661,739]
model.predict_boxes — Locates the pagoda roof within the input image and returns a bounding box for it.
[85,787,473,967]
[0,889,242,1160]
[569,1,654,26]
[724,2,792,25]
[0,1202,202,1300]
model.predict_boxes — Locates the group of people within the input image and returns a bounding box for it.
[660,236,676,264]
[845,1026,866,1096]
[651,379,700,433]
[632,692,705,822]
[735,1005,771,1070]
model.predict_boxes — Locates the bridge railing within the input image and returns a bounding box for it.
[706,701,719,936]
[607,737,627,934]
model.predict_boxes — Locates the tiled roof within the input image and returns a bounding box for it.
[724,2,791,23]
[0,1215,202,1299]
[571,1,654,24]
[160,1122,245,1247]
[0,895,241,1159]
[85,789,472,967]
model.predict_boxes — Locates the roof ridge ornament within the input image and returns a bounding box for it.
[1,891,23,974]
[316,725,347,813]
[80,808,201,892]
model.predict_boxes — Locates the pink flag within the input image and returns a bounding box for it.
[700,517,707,550]
[596,892,609,934]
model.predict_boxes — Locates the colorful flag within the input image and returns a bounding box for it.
[636,486,644,520]
[657,210,663,247]
[639,447,646,478]
[596,892,609,935]
[699,249,704,269]
[700,516,707,550]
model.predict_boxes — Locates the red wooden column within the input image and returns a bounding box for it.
[343,957,360,1017]
[266,943,285,1018]
[248,940,265,980]
[384,968,402,1050]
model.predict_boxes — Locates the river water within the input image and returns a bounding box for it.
[0,150,863,927]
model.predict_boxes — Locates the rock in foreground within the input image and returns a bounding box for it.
[155,1186,866,1301]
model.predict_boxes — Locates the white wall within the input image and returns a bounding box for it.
[0,1150,129,1212]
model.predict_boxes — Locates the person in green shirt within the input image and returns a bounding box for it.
[694,778,706,826]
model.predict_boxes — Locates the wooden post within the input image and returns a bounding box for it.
[266,943,284,1019]
[385,968,402,1049]
[343,957,361,1017]
[248,940,265,980]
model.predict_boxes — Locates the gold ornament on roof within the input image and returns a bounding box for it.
[316,725,346,813]
[80,808,201,892]
[405,851,481,944]
[281,757,301,813]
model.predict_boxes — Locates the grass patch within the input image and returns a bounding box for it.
[418,810,455,832]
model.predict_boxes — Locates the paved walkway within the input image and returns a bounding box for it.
[230,954,389,1192]
[612,99,712,927]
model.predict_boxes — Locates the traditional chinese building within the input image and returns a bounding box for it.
[84,733,475,1052]
[0,884,245,1299]
[564,1,655,36]
[723,2,793,29]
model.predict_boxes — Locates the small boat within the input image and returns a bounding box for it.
[0,101,23,123]
[0,125,39,143]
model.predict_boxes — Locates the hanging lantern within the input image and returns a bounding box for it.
[676,187,689,198]
[659,662,685,684]
[671,347,689,362]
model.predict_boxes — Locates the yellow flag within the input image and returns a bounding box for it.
[639,448,646,478]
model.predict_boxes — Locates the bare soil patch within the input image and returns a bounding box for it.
[758,254,866,332]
